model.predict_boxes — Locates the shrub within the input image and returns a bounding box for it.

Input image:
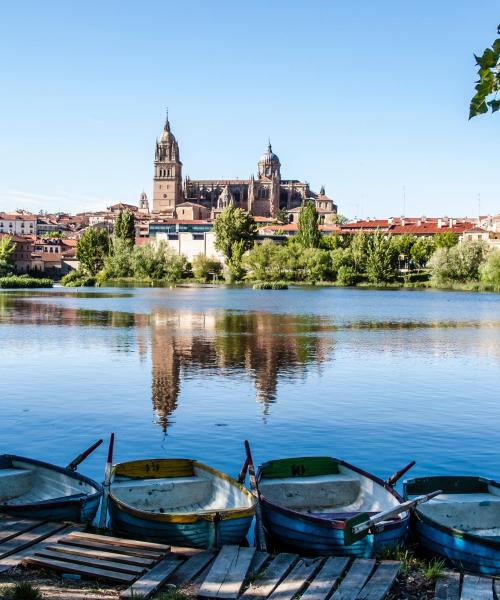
[336,265,357,286]
[479,250,500,289]
[429,241,487,285]
[132,241,187,282]
[60,270,95,287]
[243,240,285,281]
[2,582,43,599]
[0,276,53,289]
[100,238,133,280]
[191,254,223,282]
[365,231,397,284]
[252,281,288,289]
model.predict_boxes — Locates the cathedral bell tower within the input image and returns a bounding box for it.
[153,113,183,214]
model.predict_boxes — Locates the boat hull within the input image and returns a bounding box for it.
[109,498,253,548]
[262,500,407,558]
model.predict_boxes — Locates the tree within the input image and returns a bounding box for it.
[296,201,321,248]
[349,232,369,274]
[191,254,223,282]
[114,209,136,247]
[300,248,332,283]
[390,234,416,260]
[480,250,500,289]
[132,241,187,282]
[333,214,349,225]
[76,228,110,275]
[429,241,487,284]
[213,206,256,280]
[320,233,346,250]
[470,25,500,118]
[434,231,459,249]
[0,236,16,276]
[243,240,283,281]
[365,231,397,284]
[276,208,289,224]
[410,237,435,268]
[100,237,133,280]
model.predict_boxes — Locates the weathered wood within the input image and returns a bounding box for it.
[44,543,155,567]
[248,551,270,580]
[330,559,376,600]
[357,561,400,600]
[24,555,135,583]
[120,555,183,599]
[169,550,216,585]
[198,545,256,599]
[242,553,299,600]
[300,557,350,600]
[0,519,41,542]
[267,558,324,600]
[66,531,170,552]
[0,522,67,560]
[60,537,164,559]
[0,525,76,573]
[34,549,146,575]
[434,572,461,600]
[460,575,493,600]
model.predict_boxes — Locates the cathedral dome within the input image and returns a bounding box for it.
[259,142,280,165]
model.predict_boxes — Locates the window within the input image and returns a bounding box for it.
[192,234,204,240]
[167,234,178,240]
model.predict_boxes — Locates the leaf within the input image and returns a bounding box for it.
[487,99,500,112]
[477,47,499,69]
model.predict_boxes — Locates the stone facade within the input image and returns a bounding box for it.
[152,115,337,220]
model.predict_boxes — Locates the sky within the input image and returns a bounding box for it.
[0,1,498,219]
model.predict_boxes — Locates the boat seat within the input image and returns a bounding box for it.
[0,468,33,502]
[430,493,500,504]
[259,474,361,509]
[112,476,212,511]
[420,496,500,531]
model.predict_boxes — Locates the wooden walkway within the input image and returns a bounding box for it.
[435,571,499,600]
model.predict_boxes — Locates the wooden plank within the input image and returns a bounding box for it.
[0,522,67,560]
[169,550,217,585]
[242,553,299,600]
[199,545,256,599]
[0,519,42,542]
[248,551,270,580]
[0,525,76,574]
[66,531,170,552]
[460,575,493,600]
[434,572,461,600]
[267,558,324,600]
[34,549,146,575]
[120,554,183,599]
[24,555,135,583]
[60,537,164,559]
[357,561,400,600]
[331,559,376,600]
[301,557,350,600]
[44,543,155,567]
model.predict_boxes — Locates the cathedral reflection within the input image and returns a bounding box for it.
[149,308,334,430]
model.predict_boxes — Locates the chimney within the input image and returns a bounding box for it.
[438,218,443,228]
[401,218,405,226]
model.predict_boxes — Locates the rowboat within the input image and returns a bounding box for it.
[404,475,500,575]
[107,458,257,548]
[0,454,102,523]
[256,456,410,557]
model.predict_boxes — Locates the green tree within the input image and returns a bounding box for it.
[336,265,357,286]
[276,208,289,224]
[192,254,223,282]
[470,25,500,118]
[410,237,435,268]
[0,236,16,276]
[101,237,133,279]
[114,209,136,247]
[301,248,332,283]
[480,250,500,289]
[132,241,187,282]
[320,233,346,251]
[350,232,369,274]
[429,241,487,284]
[365,231,397,284]
[296,201,321,248]
[76,228,110,275]
[213,206,256,280]
[390,234,416,260]
[333,214,349,225]
[434,231,459,249]
[243,240,282,281]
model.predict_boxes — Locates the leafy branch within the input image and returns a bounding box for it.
[469,24,500,118]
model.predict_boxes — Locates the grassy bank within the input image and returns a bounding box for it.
[0,276,53,289]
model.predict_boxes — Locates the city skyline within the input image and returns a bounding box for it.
[0,1,498,218]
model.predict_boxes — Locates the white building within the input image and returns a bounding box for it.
[156,231,224,263]
[0,212,36,236]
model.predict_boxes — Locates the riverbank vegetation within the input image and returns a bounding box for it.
[0,276,53,289]
[61,207,500,291]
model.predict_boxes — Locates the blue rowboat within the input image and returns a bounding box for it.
[108,458,256,548]
[257,456,409,557]
[404,475,500,575]
[0,454,102,524]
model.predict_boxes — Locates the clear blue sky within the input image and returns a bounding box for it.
[0,1,498,218]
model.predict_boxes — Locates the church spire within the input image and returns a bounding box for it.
[164,108,170,132]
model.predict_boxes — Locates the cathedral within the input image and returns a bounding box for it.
[151,114,337,221]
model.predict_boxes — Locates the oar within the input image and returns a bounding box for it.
[343,489,442,545]
[237,455,250,484]
[98,433,115,530]
[385,460,416,487]
[66,439,103,471]
[244,440,267,552]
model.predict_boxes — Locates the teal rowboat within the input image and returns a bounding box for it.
[108,458,256,548]
[404,475,500,575]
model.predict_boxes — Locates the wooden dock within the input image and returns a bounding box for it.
[435,571,498,600]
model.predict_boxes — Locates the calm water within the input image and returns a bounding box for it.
[0,286,499,493]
